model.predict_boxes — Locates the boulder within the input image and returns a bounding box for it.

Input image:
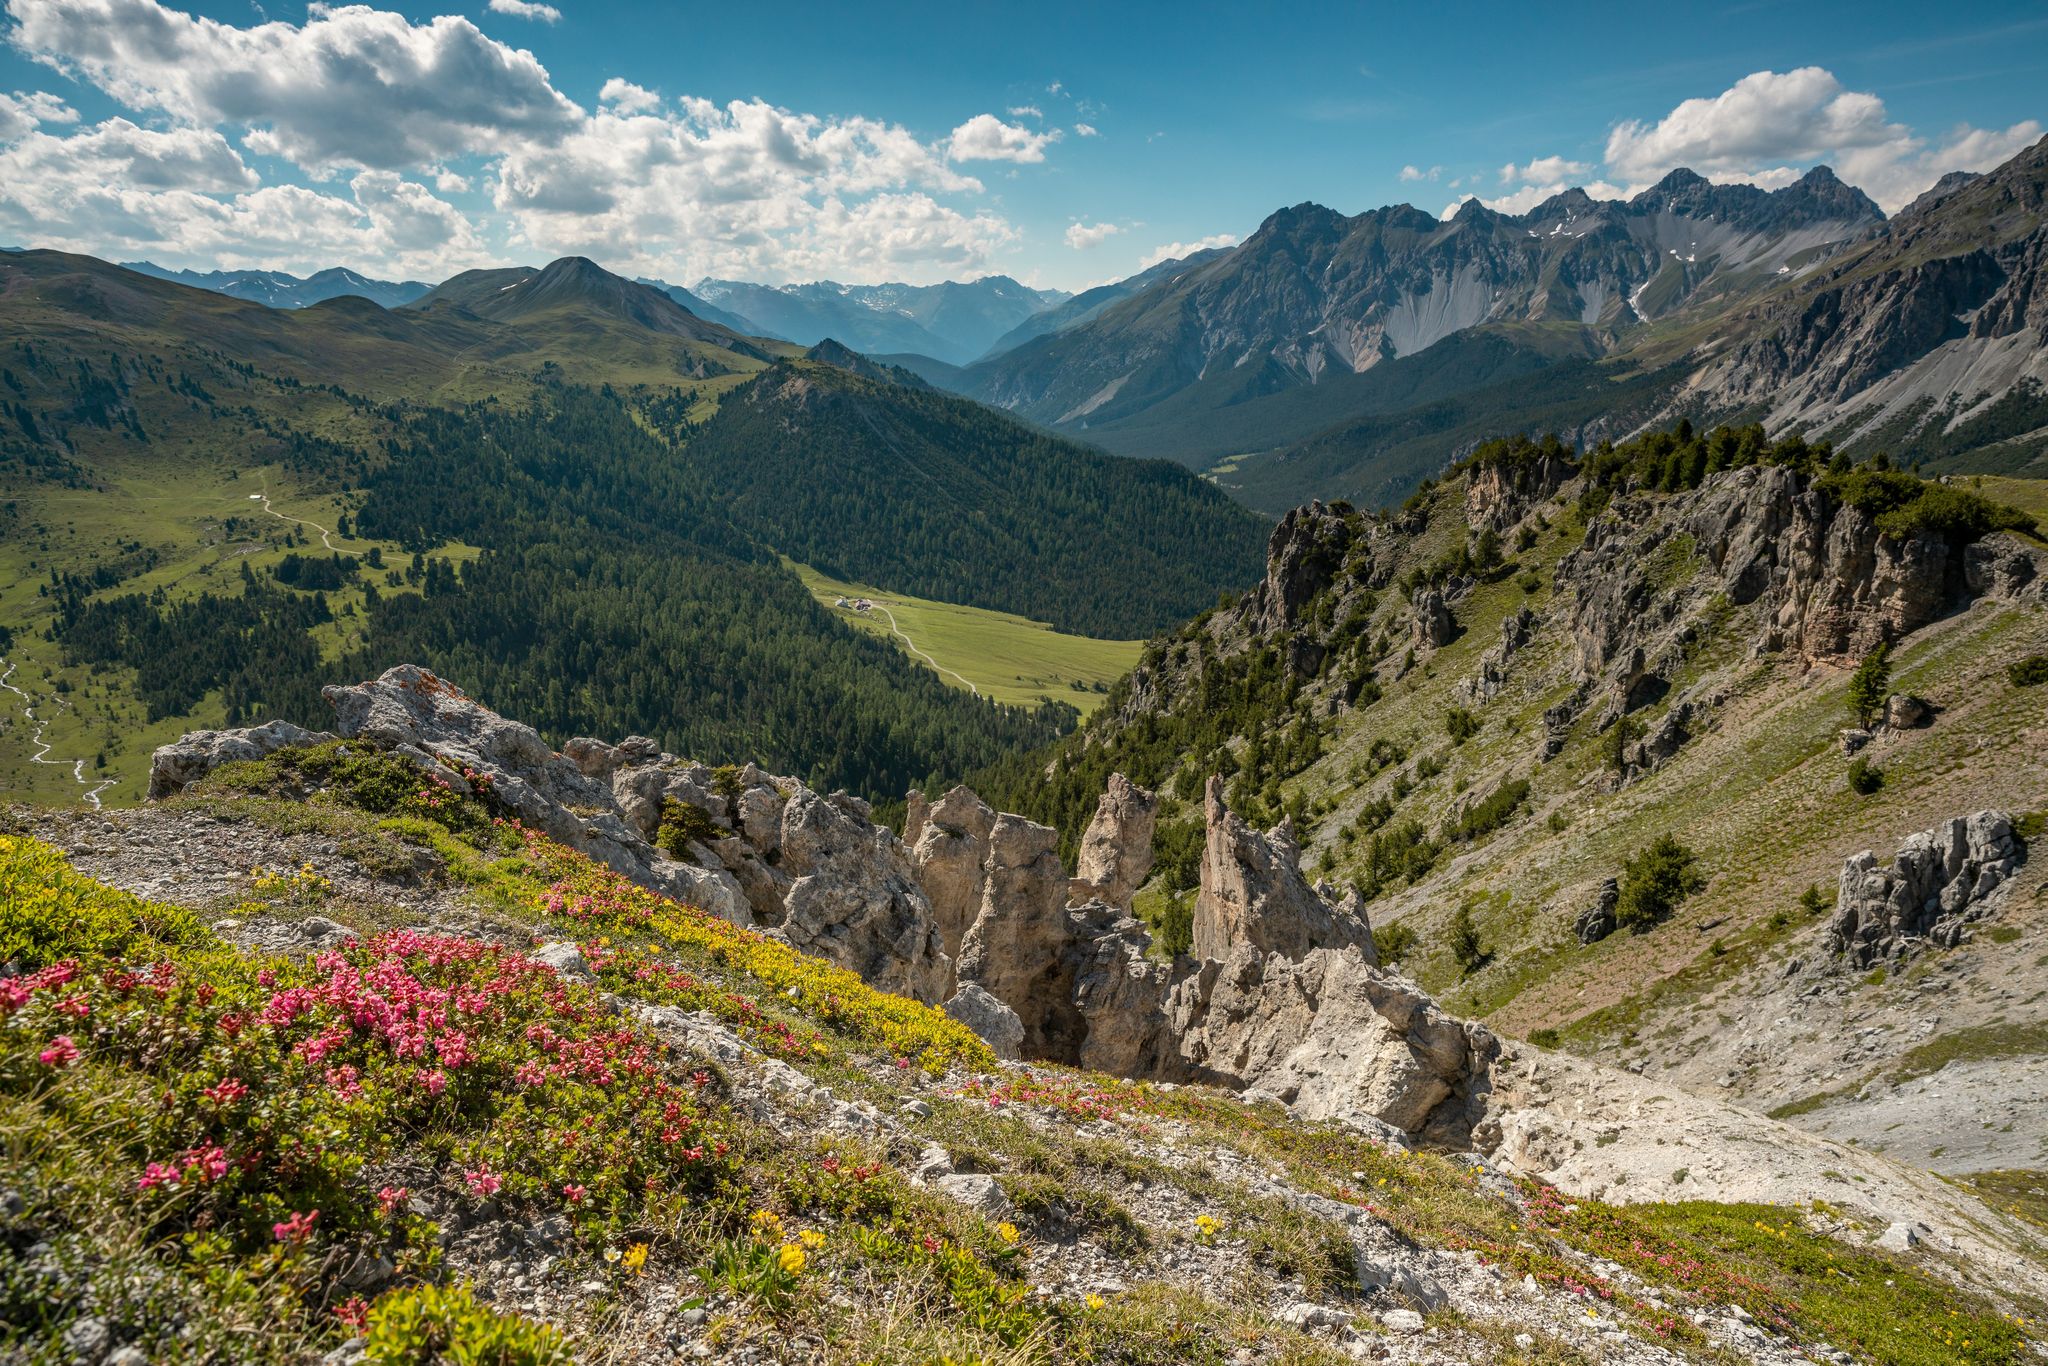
[147,720,334,800]
[1411,587,1455,650]
[1573,878,1620,944]
[942,983,1025,1061]
[1826,810,2024,966]
[1192,777,1375,965]
[1068,773,1157,912]
[1883,693,1929,730]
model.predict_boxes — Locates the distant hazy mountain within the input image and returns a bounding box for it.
[688,276,1068,365]
[121,261,433,310]
[636,278,767,337]
[977,248,1232,359]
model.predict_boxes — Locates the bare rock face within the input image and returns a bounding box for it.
[1172,944,1498,1143]
[1464,447,1572,533]
[148,720,333,800]
[903,788,932,847]
[1826,810,2024,966]
[953,814,1076,1054]
[1461,606,1535,704]
[1061,900,1180,1077]
[777,789,950,1003]
[1193,777,1375,965]
[1573,879,1620,944]
[908,785,1000,959]
[1069,773,1157,912]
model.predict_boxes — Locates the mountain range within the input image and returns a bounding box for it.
[121,260,433,310]
[678,275,1070,365]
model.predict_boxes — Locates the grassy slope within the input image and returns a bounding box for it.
[0,446,478,804]
[790,561,1141,714]
[1192,476,2048,1114]
[3,753,2038,1364]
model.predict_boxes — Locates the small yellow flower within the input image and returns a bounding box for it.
[776,1243,806,1274]
[995,1221,1020,1244]
[750,1208,783,1236]
[1194,1213,1222,1240]
[798,1229,825,1249]
[621,1242,648,1274]
[1085,1294,1106,1311]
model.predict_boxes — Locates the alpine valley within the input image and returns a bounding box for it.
[4,103,2048,1366]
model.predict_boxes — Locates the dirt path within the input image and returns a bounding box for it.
[0,658,116,810]
[869,604,980,696]
[251,476,338,550]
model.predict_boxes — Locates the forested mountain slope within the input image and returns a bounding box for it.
[683,359,1268,638]
[973,423,2048,1177]
[0,254,1253,804]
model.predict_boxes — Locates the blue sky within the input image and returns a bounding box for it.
[0,0,2042,289]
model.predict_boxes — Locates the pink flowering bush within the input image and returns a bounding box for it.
[0,835,739,1348]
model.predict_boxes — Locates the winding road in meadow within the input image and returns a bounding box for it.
[252,476,339,550]
[0,658,117,809]
[867,603,980,696]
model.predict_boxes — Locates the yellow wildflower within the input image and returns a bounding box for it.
[777,1243,806,1274]
[1085,1294,1106,1311]
[995,1221,1020,1244]
[621,1242,648,1274]
[798,1229,825,1249]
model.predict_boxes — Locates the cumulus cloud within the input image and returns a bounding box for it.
[1597,66,2039,210]
[1137,232,1237,270]
[1064,220,1120,249]
[1398,164,1440,182]
[1006,104,1041,119]
[1468,68,2040,216]
[598,78,661,115]
[0,88,77,140]
[1073,122,1097,137]
[8,0,584,171]
[1500,155,1589,186]
[487,0,560,21]
[0,0,1055,283]
[947,113,1059,163]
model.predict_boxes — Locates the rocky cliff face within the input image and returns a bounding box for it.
[1826,809,2026,966]
[965,169,1880,433]
[1692,135,2048,442]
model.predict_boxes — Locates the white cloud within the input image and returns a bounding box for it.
[1499,155,1589,186]
[1073,122,1097,137]
[1064,220,1120,249]
[1398,164,1440,182]
[0,88,78,140]
[2,0,1039,283]
[1006,104,1042,119]
[487,0,560,21]
[1137,232,1237,270]
[946,113,1060,163]
[598,78,661,115]
[8,0,584,171]
[1457,69,2043,217]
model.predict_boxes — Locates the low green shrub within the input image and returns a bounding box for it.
[363,1283,570,1365]
[2010,654,2048,687]
[1847,757,1885,795]
[1615,836,1705,931]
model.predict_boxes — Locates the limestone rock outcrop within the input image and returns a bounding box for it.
[147,720,333,800]
[952,814,1077,1054]
[908,786,1000,959]
[1826,810,2026,966]
[1411,587,1455,650]
[941,983,1024,1061]
[1193,777,1375,964]
[1068,773,1157,912]
[775,789,949,1002]
[1172,944,1498,1144]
